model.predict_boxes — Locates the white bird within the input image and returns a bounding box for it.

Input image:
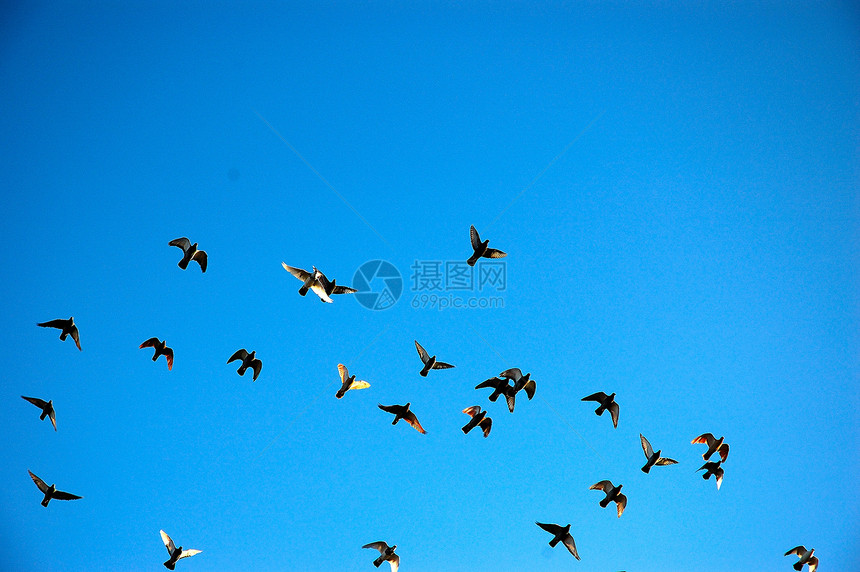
[363,541,399,572]
[784,546,818,572]
[282,263,333,303]
[335,364,370,399]
[160,530,201,570]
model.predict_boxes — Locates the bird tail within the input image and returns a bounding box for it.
[152,355,158,361]
[641,464,650,474]
[298,285,309,296]
[164,560,176,570]
[40,411,48,420]
[794,563,803,571]
[420,368,428,377]
[548,538,559,547]
[59,332,67,341]
[599,498,610,508]
[462,424,471,434]
[373,555,384,567]
[178,258,189,270]
[41,498,50,507]
[467,255,478,267]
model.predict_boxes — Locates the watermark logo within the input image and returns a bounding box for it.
[352,260,403,310]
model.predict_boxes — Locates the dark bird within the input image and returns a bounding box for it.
[168,237,207,272]
[785,546,818,572]
[160,530,201,570]
[499,367,536,408]
[461,405,492,437]
[378,403,426,434]
[697,461,724,490]
[140,337,174,370]
[37,317,80,351]
[21,396,56,431]
[581,391,619,428]
[590,480,627,517]
[414,340,454,377]
[318,271,358,298]
[692,433,729,462]
[363,541,399,572]
[467,225,507,267]
[535,522,580,560]
[475,376,516,412]
[639,434,678,473]
[228,349,262,381]
[335,364,370,399]
[28,470,81,507]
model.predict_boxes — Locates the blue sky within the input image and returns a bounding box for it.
[1,2,857,570]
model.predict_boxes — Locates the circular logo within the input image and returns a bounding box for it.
[352,260,402,310]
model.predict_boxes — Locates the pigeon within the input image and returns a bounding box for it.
[475,377,516,412]
[28,470,81,507]
[697,461,724,490]
[378,403,426,434]
[37,317,81,350]
[499,367,536,409]
[414,340,454,377]
[581,392,619,428]
[363,541,399,572]
[590,480,627,517]
[467,225,507,267]
[692,433,729,462]
[160,530,201,570]
[228,349,262,381]
[639,434,678,473]
[785,546,818,572]
[282,263,354,303]
[21,396,56,431]
[461,406,492,437]
[318,272,357,298]
[535,522,580,560]
[168,238,207,272]
[140,337,174,370]
[335,364,370,399]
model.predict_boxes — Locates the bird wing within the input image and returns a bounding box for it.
[590,480,612,492]
[522,379,536,399]
[718,443,730,462]
[608,402,620,428]
[505,391,516,413]
[160,530,176,554]
[332,285,357,294]
[535,521,562,535]
[164,347,174,370]
[139,337,160,349]
[337,364,349,383]
[179,549,201,560]
[582,392,608,403]
[281,262,312,282]
[28,470,49,493]
[21,395,48,408]
[655,457,678,466]
[378,404,402,415]
[168,238,191,252]
[499,368,522,381]
[52,490,82,501]
[49,408,57,431]
[69,325,81,350]
[640,434,653,458]
[251,359,263,380]
[808,556,819,572]
[349,380,370,391]
[362,542,389,553]
[37,319,68,329]
[479,416,492,437]
[431,361,454,370]
[388,554,400,572]
[414,340,430,364]
[616,493,627,517]
[192,250,207,272]
[784,546,806,557]
[692,433,716,446]
[561,534,580,560]
[403,411,427,434]
[484,248,507,258]
[228,349,249,363]
[476,377,503,390]
[462,405,482,417]
[470,225,481,250]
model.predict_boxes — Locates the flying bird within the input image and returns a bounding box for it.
[692,433,729,462]
[228,349,262,381]
[281,263,354,303]
[697,461,724,490]
[335,364,370,399]
[168,237,207,272]
[590,480,627,517]
[581,392,619,428]
[160,530,201,570]
[140,337,174,370]
[362,541,399,572]
[21,396,56,431]
[318,271,357,298]
[499,367,536,409]
[461,406,492,437]
[784,546,818,572]
[475,376,516,412]
[28,470,81,507]
[467,225,507,266]
[37,317,80,350]
[639,434,678,473]
[378,403,426,434]
[414,340,454,376]
[535,522,580,560]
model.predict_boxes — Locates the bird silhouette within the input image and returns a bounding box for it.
[28,470,81,507]
[335,364,370,399]
[37,317,81,351]
[784,546,818,572]
[639,434,678,473]
[535,522,580,559]
[168,237,207,272]
[378,403,426,434]
[461,405,492,437]
[697,460,724,490]
[581,391,619,428]
[140,337,174,370]
[499,368,536,400]
[363,541,399,572]
[228,349,262,381]
[160,530,201,570]
[475,376,516,412]
[590,480,627,517]
[318,271,357,298]
[414,340,454,376]
[21,396,56,431]
[692,433,729,462]
[467,225,507,266]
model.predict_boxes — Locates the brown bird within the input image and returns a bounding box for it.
[467,225,507,266]
[697,461,724,490]
[160,530,201,570]
[140,337,174,370]
[378,403,426,434]
[581,391,619,428]
[169,237,207,272]
[28,470,82,507]
[363,541,399,572]
[785,546,818,572]
[37,317,81,350]
[461,406,492,437]
[639,434,678,473]
[21,396,57,431]
[535,522,580,560]
[228,349,262,381]
[692,433,729,462]
[590,480,627,517]
[335,364,370,399]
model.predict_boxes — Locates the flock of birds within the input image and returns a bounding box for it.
[20,227,819,572]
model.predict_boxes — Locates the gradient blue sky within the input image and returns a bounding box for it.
[1,2,858,571]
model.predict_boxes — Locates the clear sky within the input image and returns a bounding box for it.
[1,2,857,571]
